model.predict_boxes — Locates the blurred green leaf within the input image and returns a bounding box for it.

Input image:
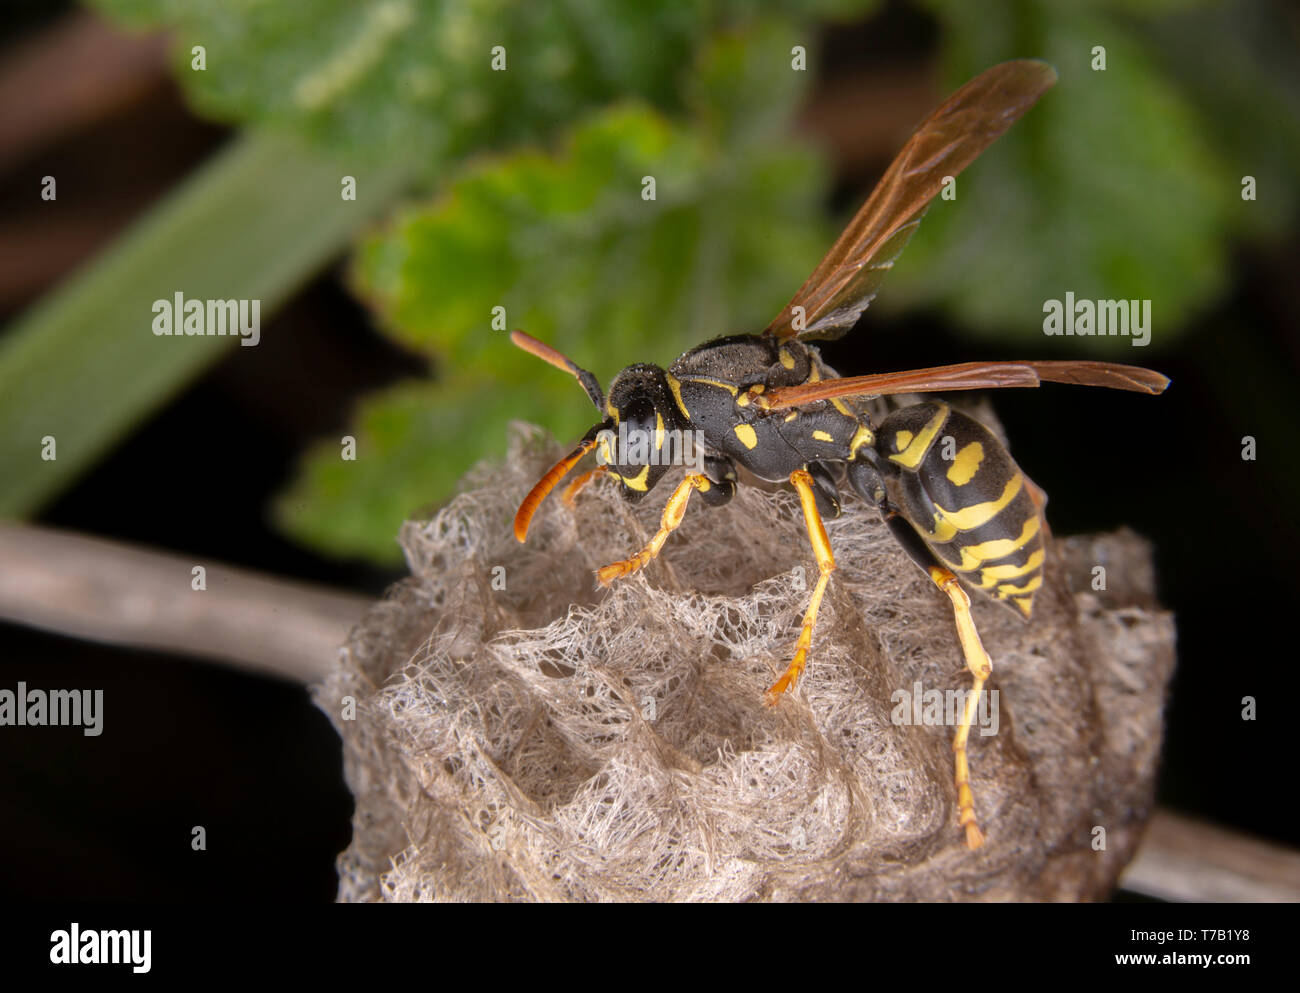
[81,0,1295,567]
[276,23,835,562]
[93,0,878,184]
[273,377,576,563]
[1143,0,1300,241]
[879,0,1235,349]
[1093,0,1211,14]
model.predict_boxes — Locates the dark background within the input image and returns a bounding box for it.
[1,1,1294,901]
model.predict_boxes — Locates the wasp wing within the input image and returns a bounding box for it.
[761,360,1169,409]
[762,59,1057,343]
[1024,360,1171,393]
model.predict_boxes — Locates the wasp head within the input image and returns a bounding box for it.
[510,333,685,541]
[598,363,683,502]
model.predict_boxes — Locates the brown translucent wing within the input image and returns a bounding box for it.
[763,60,1058,343]
[762,360,1169,410]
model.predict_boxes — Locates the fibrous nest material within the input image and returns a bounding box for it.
[318,423,1176,902]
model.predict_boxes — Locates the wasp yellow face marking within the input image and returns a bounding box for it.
[975,547,1043,587]
[654,411,665,451]
[605,398,619,424]
[779,348,796,370]
[849,424,874,458]
[929,472,1023,541]
[610,464,651,491]
[941,515,1041,572]
[813,429,834,443]
[666,373,690,421]
[946,441,985,486]
[889,404,949,470]
[597,434,614,464]
[734,424,759,449]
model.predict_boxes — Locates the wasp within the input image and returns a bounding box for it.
[509,60,1168,849]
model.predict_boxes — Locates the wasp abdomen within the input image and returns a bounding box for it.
[880,402,1045,617]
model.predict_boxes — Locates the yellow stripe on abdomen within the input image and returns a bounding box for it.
[927,473,1023,542]
[940,515,1041,573]
[974,548,1044,588]
[946,441,985,485]
[888,404,949,470]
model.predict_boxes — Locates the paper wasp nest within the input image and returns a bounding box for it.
[319,422,1175,901]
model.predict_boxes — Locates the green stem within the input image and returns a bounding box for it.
[0,129,415,516]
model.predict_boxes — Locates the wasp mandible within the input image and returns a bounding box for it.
[509,60,1169,849]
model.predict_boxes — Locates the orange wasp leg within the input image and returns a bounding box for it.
[562,464,608,508]
[765,469,837,703]
[926,565,994,850]
[596,474,710,586]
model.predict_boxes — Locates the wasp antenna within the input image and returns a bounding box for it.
[514,436,601,542]
[511,330,604,410]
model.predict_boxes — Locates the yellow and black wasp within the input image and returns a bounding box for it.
[509,60,1168,849]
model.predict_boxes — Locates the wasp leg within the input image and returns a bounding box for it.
[597,473,714,585]
[698,454,738,509]
[765,468,836,703]
[597,457,737,584]
[805,462,842,519]
[562,464,608,507]
[925,564,992,850]
[848,459,991,849]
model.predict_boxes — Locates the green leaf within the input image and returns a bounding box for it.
[93,0,879,184]
[880,0,1234,350]
[273,377,591,563]
[0,132,412,516]
[278,23,835,561]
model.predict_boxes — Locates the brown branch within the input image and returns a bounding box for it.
[3,520,1294,899]
[0,10,170,174]
[0,522,368,683]
[1121,808,1300,903]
